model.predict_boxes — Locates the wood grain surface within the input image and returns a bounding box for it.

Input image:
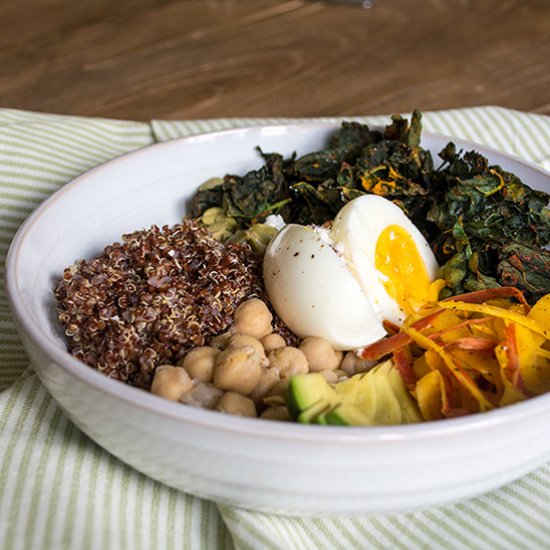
[1,0,549,120]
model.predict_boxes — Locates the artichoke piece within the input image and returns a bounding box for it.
[225,223,279,254]
[198,207,237,241]
[190,178,225,218]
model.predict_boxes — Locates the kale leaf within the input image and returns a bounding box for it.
[188,111,550,304]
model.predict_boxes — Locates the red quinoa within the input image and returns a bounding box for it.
[55,220,293,389]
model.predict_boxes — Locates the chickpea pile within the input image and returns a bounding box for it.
[150,298,373,420]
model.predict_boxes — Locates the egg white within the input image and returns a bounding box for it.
[331,195,438,325]
[263,224,387,350]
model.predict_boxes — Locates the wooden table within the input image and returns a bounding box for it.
[1,0,549,121]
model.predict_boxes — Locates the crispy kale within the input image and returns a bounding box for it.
[427,145,550,301]
[189,111,550,304]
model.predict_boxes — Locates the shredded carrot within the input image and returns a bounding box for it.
[383,319,400,335]
[404,327,494,411]
[361,309,444,360]
[443,286,531,310]
[361,332,410,361]
[428,317,492,342]
[362,287,550,421]
[442,337,496,351]
[439,301,550,339]
[392,347,416,388]
[503,323,524,391]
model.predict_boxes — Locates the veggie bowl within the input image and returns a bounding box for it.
[5,122,550,515]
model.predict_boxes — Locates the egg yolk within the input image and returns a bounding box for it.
[375,224,432,315]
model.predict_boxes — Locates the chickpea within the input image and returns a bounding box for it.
[213,346,262,395]
[180,382,223,409]
[248,367,280,405]
[263,393,287,407]
[260,333,286,354]
[215,392,257,417]
[299,337,343,372]
[231,298,273,339]
[179,346,219,382]
[260,406,292,421]
[267,346,308,379]
[210,332,231,350]
[228,334,268,366]
[151,365,193,401]
[265,379,289,401]
[340,351,356,375]
[319,369,339,384]
[340,351,375,376]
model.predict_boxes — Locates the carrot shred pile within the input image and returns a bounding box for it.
[361,286,550,421]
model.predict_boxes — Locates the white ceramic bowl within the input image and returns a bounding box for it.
[6,124,550,516]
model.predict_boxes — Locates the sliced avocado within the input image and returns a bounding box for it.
[288,373,339,421]
[287,359,422,426]
[324,403,374,426]
[311,405,340,425]
[298,400,333,424]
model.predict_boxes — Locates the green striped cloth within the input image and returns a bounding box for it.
[1,107,549,549]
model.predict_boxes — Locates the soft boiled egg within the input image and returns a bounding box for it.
[263,224,388,350]
[263,195,439,350]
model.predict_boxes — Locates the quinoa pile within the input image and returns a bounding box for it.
[55,220,292,389]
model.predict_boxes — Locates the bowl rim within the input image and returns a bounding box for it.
[5,122,550,444]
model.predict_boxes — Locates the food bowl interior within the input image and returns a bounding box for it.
[6,123,550,515]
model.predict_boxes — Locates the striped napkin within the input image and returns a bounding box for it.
[1,107,549,549]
